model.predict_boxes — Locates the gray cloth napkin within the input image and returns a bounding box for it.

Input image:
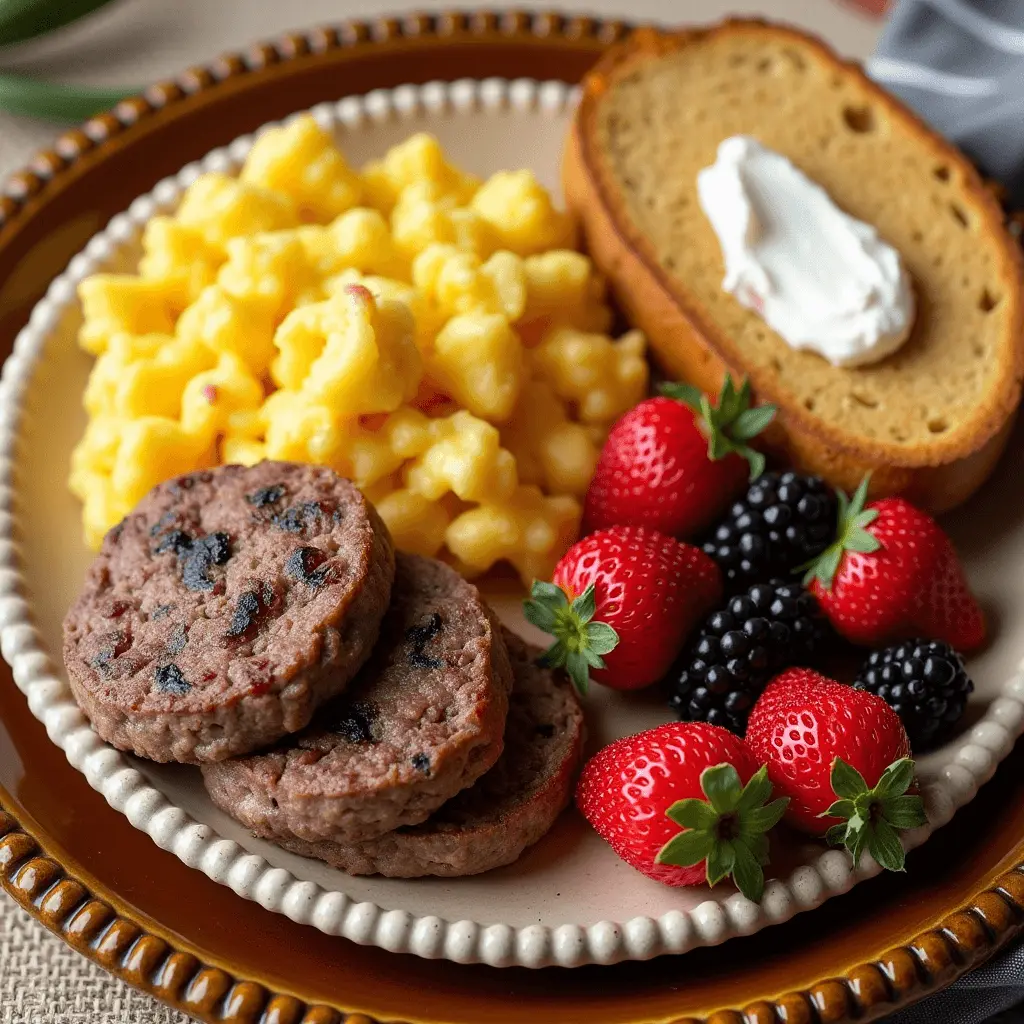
[869,2,1024,1021]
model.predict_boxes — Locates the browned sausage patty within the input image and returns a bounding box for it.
[270,630,584,877]
[63,462,394,764]
[202,553,513,844]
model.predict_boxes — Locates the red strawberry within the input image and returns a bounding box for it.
[746,669,926,871]
[524,526,722,692]
[583,374,776,540]
[576,722,788,898]
[805,478,985,652]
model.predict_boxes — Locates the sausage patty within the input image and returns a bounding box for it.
[63,462,395,763]
[202,553,513,844]
[270,629,584,877]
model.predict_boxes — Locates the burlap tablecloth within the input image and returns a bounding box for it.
[0,1,875,1019]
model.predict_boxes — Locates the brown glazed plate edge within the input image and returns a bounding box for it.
[1,10,1024,1024]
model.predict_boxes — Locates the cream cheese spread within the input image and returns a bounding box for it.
[697,136,915,368]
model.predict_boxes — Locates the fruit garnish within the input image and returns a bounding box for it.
[702,471,837,590]
[659,373,776,480]
[802,475,879,590]
[800,476,985,652]
[854,639,973,750]
[523,580,619,695]
[745,668,913,836]
[576,721,786,892]
[656,762,789,902]
[529,526,722,693]
[583,376,775,540]
[668,581,828,735]
[821,756,927,872]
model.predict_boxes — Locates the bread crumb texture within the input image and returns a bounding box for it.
[596,29,1020,451]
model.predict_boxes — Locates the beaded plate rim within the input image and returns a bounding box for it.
[0,10,1021,1021]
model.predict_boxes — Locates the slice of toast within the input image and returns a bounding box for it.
[564,21,1024,512]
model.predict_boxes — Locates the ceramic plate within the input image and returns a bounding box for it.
[2,12,1024,1024]
[3,71,1024,972]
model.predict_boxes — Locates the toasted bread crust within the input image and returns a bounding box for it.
[565,20,1024,511]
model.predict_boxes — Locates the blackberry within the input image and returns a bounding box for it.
[667,581,828,735]
[703,472,837,589]
[854,640,973,750]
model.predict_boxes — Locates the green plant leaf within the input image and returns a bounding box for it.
[570,584,596,624]
[747,831,770,865]
[735,765,773,813]
[656,828,715,867]
[843,531,883,554]
[565,651,590,696]
[522,597,558,633]
[732,406,777,441]
[869,820,907,873]
[731,841,766,902]
[882,794,928,830]
[822,798,858,820]
[0,73,135,122]
[658,381,704,410]
[665,798,719,831]
[584,621,619,655]
[874,757,916,799]
[0,0,123,47]
[705,840,736,888]
[830,757,869,800]
[825,823,850,848]
[700,763,743,814]
[742,797,790,834]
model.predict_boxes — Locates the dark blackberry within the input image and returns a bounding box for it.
[667,581,828,734]
[854,640,973,750]
[703,472,837,589]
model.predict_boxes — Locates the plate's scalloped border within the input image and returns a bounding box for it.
[0,10,1020,1017]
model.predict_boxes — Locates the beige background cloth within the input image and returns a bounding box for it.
[0,0,875,1020]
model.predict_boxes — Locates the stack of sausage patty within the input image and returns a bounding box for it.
[63,461,584,878]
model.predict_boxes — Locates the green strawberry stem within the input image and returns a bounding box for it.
[802,475,882,590]
[522,580,619,695]
[659,373,776,481]
[821,756,927,872]
[656,763,789,903]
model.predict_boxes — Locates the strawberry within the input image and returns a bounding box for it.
[576,722,788,899]
[583,374,776,540]
[746,669,926,871]
[524,526,722,692]
[804,477,985,652]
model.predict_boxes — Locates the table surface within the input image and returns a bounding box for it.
[0,0,878,1021]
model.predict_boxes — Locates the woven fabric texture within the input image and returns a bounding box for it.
[0,890,196,1024]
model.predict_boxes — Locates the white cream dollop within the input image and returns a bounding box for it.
[697,136,914,368]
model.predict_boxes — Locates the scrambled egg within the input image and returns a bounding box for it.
[70,115,648,581]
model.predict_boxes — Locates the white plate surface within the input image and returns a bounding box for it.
[1,78,1023,969]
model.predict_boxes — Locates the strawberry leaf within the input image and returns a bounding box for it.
[731,841,766,902]
[700,763,743,813]
[658,381,704,411]
[825,823,849,847]
[660,373,775,479]
[874,757,915,799]
[735,765,773,812]
[654,760,789,901]
[830,757,869,800]
[802,474,883,590]
[825,756,927,873]
[822,798,858,820]
[665,798,719,830]
[584,621,619,655]
[522,580,619,696]
[883,795,928,830]
[705,841,736,887]
[570,584,596,624]
[656,828,715,867]
[742,797,790,834]
[869,819,907,873]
